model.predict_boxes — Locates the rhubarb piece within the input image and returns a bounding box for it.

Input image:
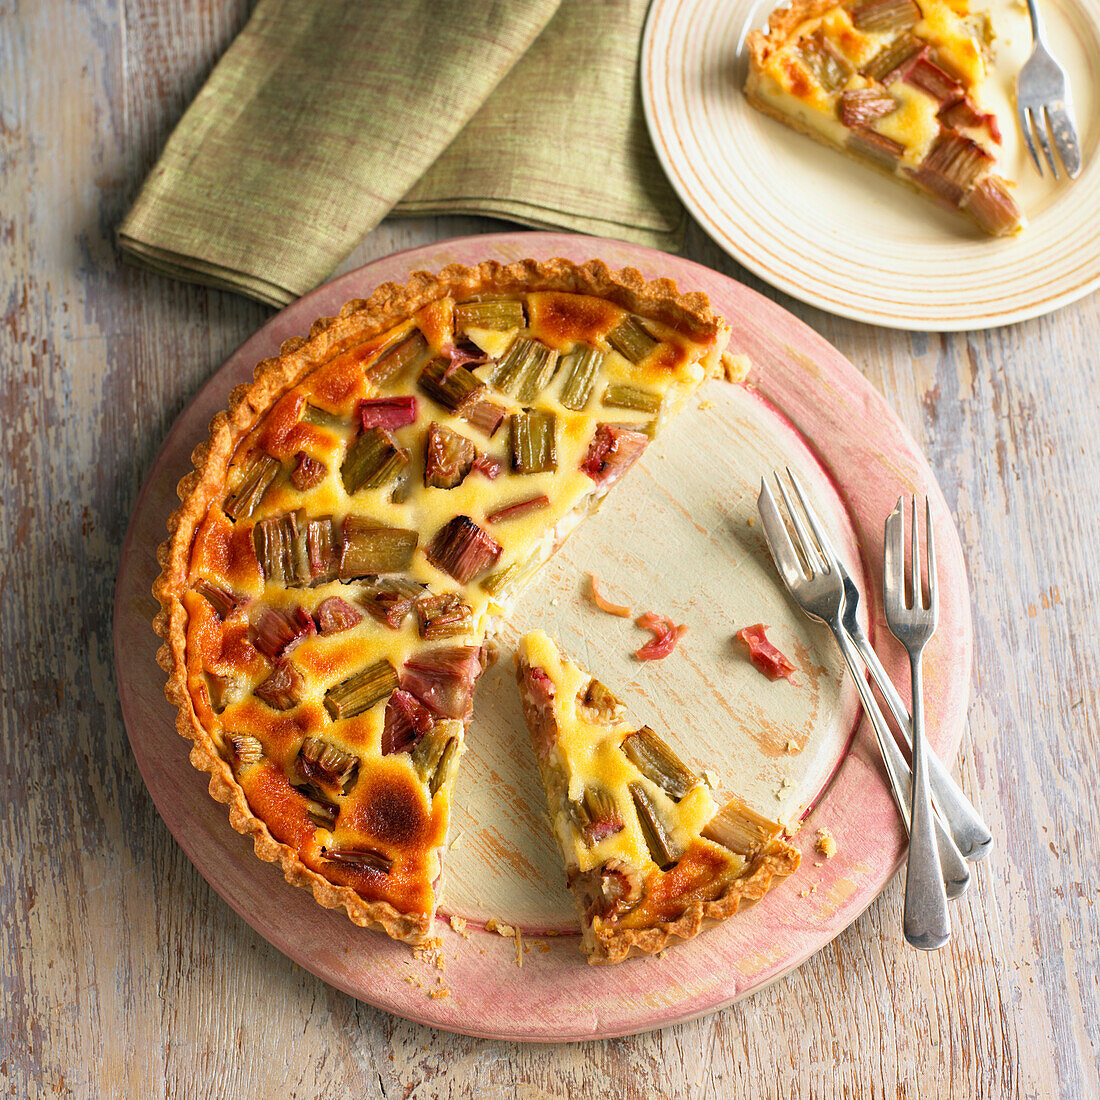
[860,33,923,83]
[227,733,264,766]
[195,579,244,620]
[454,299,524,331]
[290,452,326,491]
[305,797,339,831]
[736,623,797,681]
[558,346,604,411]
[340,427,409,494]
[414,592,474,640]
[253,513,305,587]
[249,605,316,661]
[629,782,680,868]
[460,395,508,437]
[368,330,427,386]
[339,517,418,578]
[488,337,559,401]
[358,395,418,432]
[586,572,631,618]
[940,96,1001,142]
[478,562,521,595]
[850,0,920,32]
[224,454,279,521]
[606,316,658,363]
[207,672,246,714]
[418,357,484,411]
[301,403,345,430]
[961,177,1022,236]
[314,596,363,635]
[321,845,392,873]
[702,794,785,857]
[905,56,963,105]
[324,659,399,720]
[254,661,304,710]
[424,422,477,489]
[471,452,503,480]
[601,383,661,414]
[358,577,423,629]
[846,127,906,170]
[839,88,896,128]
[304,516,339,583]
[426,515,501,583]
[796,30,850,91]
[485,494,550,525]
[588,860,645,919]
[576,678,624,724]
[621,726,696,801]
[410,720,464,794]
[569,786,625,847]
[908,131,991,205]
[510,409,557,474]
[634,611,687,661]
[402,646,483,720]
[382,689,434,755]
[580,423,648,486]
[299,736,359,794]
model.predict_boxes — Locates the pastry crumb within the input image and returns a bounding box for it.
[785,738,799,754]
[485,918,516,938]
[429,987,451,1000]
[702,768,720,789]
[815,828,837,858]
[449,915,470,938]
[515,928,524,968]
[698,399,715,410]
[719,351,750,382]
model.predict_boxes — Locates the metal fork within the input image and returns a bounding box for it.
[1016,0,1081,179]
[884,498,950,950]
[758,474,971,904]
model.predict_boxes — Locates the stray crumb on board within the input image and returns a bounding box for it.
[785,739,799,754]
[720,351,750,382]
[429,988,451,1000]
[815,828,837,858]
[702,768,720,789]
[698,399,715,411]
[515,928,524,968]
[449,915,470,938]
[484,918,516,938]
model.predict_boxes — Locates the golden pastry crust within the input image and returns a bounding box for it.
[153,258,732,944]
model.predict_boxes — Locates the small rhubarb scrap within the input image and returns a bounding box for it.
[634,611,687,661]
[736,624,797,682]
[586,572,631,618]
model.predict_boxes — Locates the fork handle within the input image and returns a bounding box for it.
[904,655,951,950]
[846,625,993,862]
[1024,0,1046,42]
[831,626,970,899]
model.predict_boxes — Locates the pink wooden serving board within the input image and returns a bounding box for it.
[113,232,972,1041]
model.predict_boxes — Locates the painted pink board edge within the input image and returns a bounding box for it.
[113,231,973,1041]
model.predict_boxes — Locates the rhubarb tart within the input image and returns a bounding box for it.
[517,631,801,963]
[154,259,734,944]
[745,0,1023,235]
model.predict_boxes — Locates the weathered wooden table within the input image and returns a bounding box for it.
[3,3,1098,1097]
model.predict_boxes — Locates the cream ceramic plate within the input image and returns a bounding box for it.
[115,234,973,1039]
[642,0,1100,329]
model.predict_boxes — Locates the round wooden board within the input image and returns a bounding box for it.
[114,232,972,1040]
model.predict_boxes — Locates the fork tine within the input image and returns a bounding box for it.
[1032,109,1060,178]
[775,474,827,575]
[910,496,920,610]
[1045,103,1082,178]
[757,480,809,590]
[1019,104,1043,175]
[786,467,843,570]
[925,498,938,619]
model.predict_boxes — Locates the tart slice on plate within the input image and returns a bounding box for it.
[516,630,801,963]
[745,0,1023,235]
[154,258,735,945]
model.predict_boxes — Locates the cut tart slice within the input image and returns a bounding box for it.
[745,0,1023,235]
[516,631,801,963]
[154,259,735,945]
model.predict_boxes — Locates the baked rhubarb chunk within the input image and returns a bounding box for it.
[745,0,1023,235]
[154,258,734,944]
[517,631,801,963]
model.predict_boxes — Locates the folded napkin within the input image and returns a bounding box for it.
[118,0,686,307]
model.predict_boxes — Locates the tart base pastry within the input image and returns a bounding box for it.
[745,0,1023,235]
[153,258,734,944]
[516,631,801,963]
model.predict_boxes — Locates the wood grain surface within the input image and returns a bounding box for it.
[1,1,1098,1097]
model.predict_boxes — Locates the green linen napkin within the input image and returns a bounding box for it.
[118,0,685,308]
